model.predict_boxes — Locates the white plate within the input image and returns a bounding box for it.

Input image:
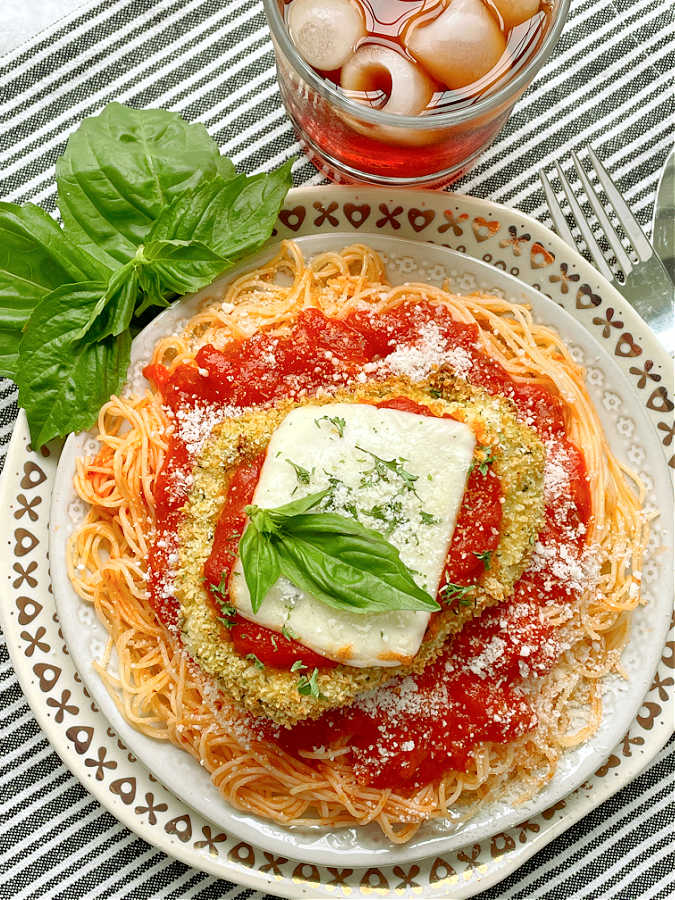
[2,187,673,898]
[49,232,673,867]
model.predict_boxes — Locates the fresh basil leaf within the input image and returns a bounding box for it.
[265,489,330,518]
[96,262,141,338]
[240,494,438,615]
[216,156,237,180]
[0,203,108,377]
[137,239,229,304]
[77,240,227,340]
[245,506,281,537]
[74,260,140,342]
[286,524,432,605]
[148,161,293,261]
[275,530,437,614]
[239,521,280,613]
[56,102,235,268]
[16,283,131,446]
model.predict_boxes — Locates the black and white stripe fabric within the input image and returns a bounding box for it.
[1,0,673,896]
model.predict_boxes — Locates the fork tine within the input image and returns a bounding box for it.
[571,150,633,276]
[538,168,576,248]
[553,162,616,283]
[587,146,653,261]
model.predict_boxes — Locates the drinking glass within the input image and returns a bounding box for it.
[263,0,570,188]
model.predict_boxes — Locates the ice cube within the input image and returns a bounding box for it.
[405,0,506,91]
[340,44,436,116]
[287,0,366,71]
[490,0,539,30]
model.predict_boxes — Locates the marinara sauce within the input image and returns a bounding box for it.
[145,301,591,789]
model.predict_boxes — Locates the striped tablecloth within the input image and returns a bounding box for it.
[1,1,673,897]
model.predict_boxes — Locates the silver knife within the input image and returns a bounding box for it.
[652,147,675,286]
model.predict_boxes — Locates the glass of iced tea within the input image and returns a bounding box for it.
[263,0,569,187]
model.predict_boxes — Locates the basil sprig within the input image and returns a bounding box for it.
[239,490,440,616]
[1,102,293,446]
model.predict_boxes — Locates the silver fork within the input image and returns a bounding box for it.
[539,146,674,352]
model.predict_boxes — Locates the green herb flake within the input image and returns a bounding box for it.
[441,582,475,605]
[356,445,420,496]
[428,388,442,399]
[215,589,237,627]
[343,501,360,521]
[317,414,346,437]
[245,653,265,670]
[297,668,324,699]
[474,550,493,570]
[470,445,496,476]
[364,500,405,534]
[282,623,297,641]
[290,660,307,672]
[286,458,312,485]
[216,599,237,617]
[419,510,440,526]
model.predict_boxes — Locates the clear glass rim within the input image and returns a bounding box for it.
[263,0,571,129]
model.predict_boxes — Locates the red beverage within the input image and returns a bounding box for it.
[263,0,568,186]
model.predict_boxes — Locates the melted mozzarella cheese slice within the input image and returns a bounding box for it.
[229,403,475,667]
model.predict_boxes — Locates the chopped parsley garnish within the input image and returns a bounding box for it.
[419,510,440,526]
[245,653,265,670]
[317,415,346,437]
[290,659,307,672]
[211,571,229,598]
[297,667,325,698]
[470,445,495,476]
[323,472,359,520]
[287,458,312,484]
[323,472,343,493]
[441,582,475,605]
[474,549,493,570]
[343,501,360,520]
[208,576,238,627]
[216,598,236,615]
[282,623,297,641]
[428,387,442,399]
[365,500,405,534]
[356,445,420,496]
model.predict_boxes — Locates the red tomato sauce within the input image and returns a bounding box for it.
[144,300,591,790]
[202,453,339,670]
[373,395,503,586]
